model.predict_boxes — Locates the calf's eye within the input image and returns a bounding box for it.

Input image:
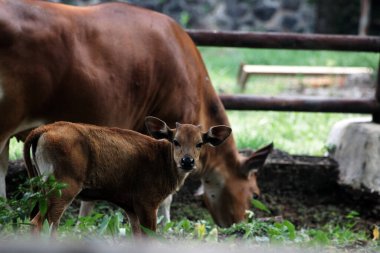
[173,140,180,147]
[196,142,203,148]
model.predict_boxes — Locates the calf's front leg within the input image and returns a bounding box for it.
[125,204,158,236]
[125,211,142,237]
[135,204,158,234]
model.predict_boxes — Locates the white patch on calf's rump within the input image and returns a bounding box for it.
[34,135,54,179]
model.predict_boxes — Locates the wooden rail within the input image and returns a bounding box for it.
[220,95,380,113]
[186,30,380,121]
[187,30,380,52]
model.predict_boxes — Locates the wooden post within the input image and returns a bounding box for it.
[359,0,371,36]
[373,58,380,123]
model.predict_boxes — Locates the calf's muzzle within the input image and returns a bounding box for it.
[180,155,195,171]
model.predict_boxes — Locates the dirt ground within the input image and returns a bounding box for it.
[171,149,380,233]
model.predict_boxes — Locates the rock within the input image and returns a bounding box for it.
[163,1,182,14]
[253,4,277,21]
[226,2,249,18]
[327,118,380,192]
[282,0,301,11]
[258,149,339,196]
[50,0,316,33]
[282,15,298,31]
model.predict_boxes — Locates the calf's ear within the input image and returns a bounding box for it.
[240,143,273,178]
[145,116,174,141]
[203,125,232,147]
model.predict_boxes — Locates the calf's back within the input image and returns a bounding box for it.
[28,122,175,205]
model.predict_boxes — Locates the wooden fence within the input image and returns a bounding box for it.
[186,30,380,122]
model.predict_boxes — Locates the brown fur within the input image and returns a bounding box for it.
[1,0,272,227]
[23,119,231,236]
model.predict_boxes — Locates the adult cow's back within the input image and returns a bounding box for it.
[0,0,272,227]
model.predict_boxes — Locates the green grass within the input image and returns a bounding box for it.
[228,111,368,155]
[199,47,379,94]
[9,138,23,161]
[198,47,378,154]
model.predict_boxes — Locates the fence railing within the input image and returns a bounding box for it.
[186,30,380,122]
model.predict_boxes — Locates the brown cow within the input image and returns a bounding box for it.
[0,0,272,227]
[23,117,232,235]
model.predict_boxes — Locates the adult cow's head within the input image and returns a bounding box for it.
[200,143,273,227]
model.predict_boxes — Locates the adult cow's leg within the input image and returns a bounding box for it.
[157,194,172,223]
[0,140,9,198]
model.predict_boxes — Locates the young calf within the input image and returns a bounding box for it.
[23,117,231,236]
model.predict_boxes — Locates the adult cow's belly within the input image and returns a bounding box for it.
[12,119,46,137]
[0,119,45,152]
[0,77,45,149]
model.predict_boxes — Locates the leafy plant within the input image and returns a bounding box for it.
[0,175,67,234]
[268,220,297,241]
[179,11,191,27]
[251,199,271,214]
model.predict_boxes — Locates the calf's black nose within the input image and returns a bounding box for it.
[180,155,195,170]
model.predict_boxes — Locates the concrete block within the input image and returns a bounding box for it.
[326,117,380,192]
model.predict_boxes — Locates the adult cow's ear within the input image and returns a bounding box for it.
[145,116,174,141]
[240,143,273,178]
[203,125,232,147]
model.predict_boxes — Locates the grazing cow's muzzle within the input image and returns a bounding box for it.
[180,155,195,171]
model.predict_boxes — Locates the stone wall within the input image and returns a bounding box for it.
[315,0,360,35]
[50,0,316,33]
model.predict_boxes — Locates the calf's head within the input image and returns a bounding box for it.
[145,116,231,172]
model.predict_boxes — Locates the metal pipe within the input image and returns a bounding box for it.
[187,30,380,52]
[220,95,380,113]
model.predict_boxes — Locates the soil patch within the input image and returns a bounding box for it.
[172,149,380,233]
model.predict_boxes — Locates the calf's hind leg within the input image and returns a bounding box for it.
[31,177,82,235]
